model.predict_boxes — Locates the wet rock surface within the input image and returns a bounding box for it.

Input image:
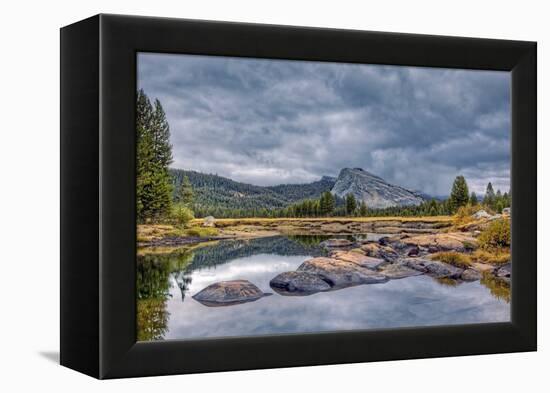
[330,250,387,270]
[360,242,399,262]
[267,232,510,297]
[461,269,483,281]
[298,257,389,288]
[270,271,331,295]
[380,263,424,279]
[395,233,477,253]
[400,258,464,279]
[193,280,271,307]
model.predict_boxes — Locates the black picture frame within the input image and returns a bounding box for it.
[60,14,537,379]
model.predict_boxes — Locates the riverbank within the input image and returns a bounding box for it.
[137,216,454,247]
[137,214,511,291]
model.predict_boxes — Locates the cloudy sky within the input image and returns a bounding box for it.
[137,53,510,197]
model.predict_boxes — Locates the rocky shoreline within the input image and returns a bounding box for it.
[190,230,511,306]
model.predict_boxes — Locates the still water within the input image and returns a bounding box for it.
[137,235,510,341]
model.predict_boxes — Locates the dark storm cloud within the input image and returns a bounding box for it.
[137,53,510,196]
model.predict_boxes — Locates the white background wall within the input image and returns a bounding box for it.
[0,0,546,391]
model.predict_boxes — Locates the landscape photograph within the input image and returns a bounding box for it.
[136,53,512,341]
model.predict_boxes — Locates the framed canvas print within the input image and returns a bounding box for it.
[60,14,536,379]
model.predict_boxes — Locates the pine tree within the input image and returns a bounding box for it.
[483,182,496,207]
[359,201,368,216]
[470,192,478,205]
[345,194,357,216]
[178,175,194,206]
[449,175,469,212]
[136,90,174,222]
[503,192,511,208]
[319,191,335,216]
[151,99,173,169]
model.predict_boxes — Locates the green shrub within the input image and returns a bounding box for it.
[478,218,510,251]
[171,205,194,227]
[430,251,472,268]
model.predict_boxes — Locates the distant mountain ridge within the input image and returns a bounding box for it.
[170,167,424,211]
[169,169,336,211]
[331,168,424,209]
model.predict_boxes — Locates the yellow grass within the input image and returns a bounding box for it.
[471,249,510,265]
[429,251,472,268]
[191,216,453,226]
[137,240,219,256]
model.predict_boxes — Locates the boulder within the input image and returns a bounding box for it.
[330,250,386,270]
[502,207,511,216]
[400,258,464,279]
[407,245,420,257]
[496,263,512,280]
[380,263,424,279]
[360,242,399,262]
[320,238,353,248]
[298,257,388,288]
[472,210,491,219]
[270,271,331,295]
[202,216,216,227]
[461,269,482,281]
[192,280,270,307]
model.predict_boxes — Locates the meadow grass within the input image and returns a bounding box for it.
[429,251,472,268]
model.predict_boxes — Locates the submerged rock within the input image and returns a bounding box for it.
[298,257,388,288]
[192,280,270,307]
[330,250,386,270]
[320,238,353,248]
[400,258,464,279]
[270,271,331,295]
[380,263,424,279]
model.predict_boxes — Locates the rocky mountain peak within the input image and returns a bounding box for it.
[331,168,424,209]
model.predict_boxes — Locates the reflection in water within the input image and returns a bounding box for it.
[480,272,511,303]
[136,249,194,340]
[136,235,510,341]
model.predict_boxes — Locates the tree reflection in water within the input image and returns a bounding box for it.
[136,236,328,340]
[136,248,194,341]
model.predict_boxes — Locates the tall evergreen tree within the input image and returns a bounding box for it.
[359,201,368,216]
[483,182,496,207]
[470,192,478,205]
[151,99,173,169]
[449,175,469,212]
[136,90,174,222]
[319,191,335,216]
[345,194,357,215]
[177,175,194,206]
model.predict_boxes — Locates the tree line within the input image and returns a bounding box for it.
[187,176,511,219]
